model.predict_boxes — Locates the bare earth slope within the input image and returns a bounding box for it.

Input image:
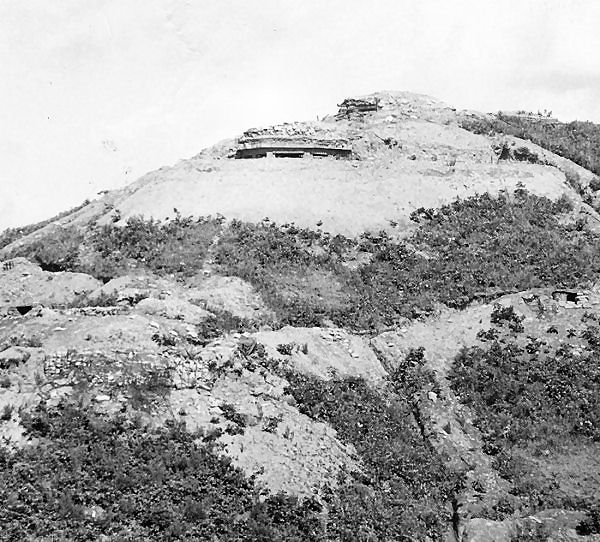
[2,91,595,256]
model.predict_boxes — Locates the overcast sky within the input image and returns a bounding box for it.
[2,0,600,231]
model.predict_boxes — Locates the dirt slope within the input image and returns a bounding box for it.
[1,91,593,256]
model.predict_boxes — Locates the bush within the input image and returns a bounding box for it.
[449,330,600,449]
[449,328,600,514]
[461,113,600,177]
[82,213,222,281]
[513,146,541,164]
[9,226,83,272]
[2,403,327,541]
[589,177,600,192]
[212,190,600,330]
[1,398,462,540]
[220,403,247,428]
[349,190,600,327]
[214,220,355,327]
[285,372,461,540]
[577,503,600,535]
[490,304,525,333]
[9,190,600,332]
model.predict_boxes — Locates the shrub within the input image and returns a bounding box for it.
[194,309,255,340]
[220,403,247,428]
[66,291,122,308]
[1,404,13,421]
[388,347,438,399]
[277,343,296,355]
[1,403,326,541]
[449,331,600,449]
[211,190,600,330]
[350,190,600,327]
[513,146,541,163]
[83,214,222,281]
[490,304,525,333]
[214,220,354,327]
[9,189,600,332]
[9,226,83,272]
[577,503,600,535]
[285,372,461,540]
[589,177,600,192]
[449,328,600,514]
[461,113,600,178]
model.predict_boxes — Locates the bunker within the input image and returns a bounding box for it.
[235,140,352,159]
[235,123,352,160]
[336,97,381,118]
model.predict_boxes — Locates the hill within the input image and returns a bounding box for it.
[1,92,600,541]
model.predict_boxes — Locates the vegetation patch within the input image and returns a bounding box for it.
[9,225,84,272]
[460,113,600,177]
[1,404,325,541]
[83,213,223,281]
[215,190,600,329]
[284,358,460,541]
[214,220,355,327]
[1,388,459,541]
[449,318,600,513]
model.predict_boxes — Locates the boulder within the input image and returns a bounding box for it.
[0,346,32,368]
[462,518,516,542]
[188,275,274,321]
[0,257,101,310]
[134,296,213,324]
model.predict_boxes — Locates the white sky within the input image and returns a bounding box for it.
[2,0,600,231]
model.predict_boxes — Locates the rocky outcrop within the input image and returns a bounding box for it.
[0,258,100,313]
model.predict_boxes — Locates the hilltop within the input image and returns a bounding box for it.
[1,92,600,541]
[3,90,600,251]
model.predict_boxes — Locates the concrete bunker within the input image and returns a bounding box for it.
[336,97,381,119]
[551,290,588,306]
[235,123,352,160]
[236,144,351,159]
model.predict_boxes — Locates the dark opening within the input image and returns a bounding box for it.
[273,152,304,158]
[499,145,511,160]
[552,290,579,303]
[16,305,33,315]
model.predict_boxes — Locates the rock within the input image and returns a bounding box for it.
[0,257,101,310]
[462,518,516,542]
[0,346,32,368]
[135,297,213,324]
[188,275,274,321]
[238,335,257,356]
[83,505,106,522]
[94,394,111,402]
